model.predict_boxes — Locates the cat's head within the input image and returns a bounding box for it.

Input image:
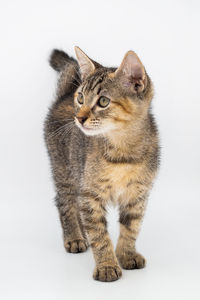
[74,47,153,136]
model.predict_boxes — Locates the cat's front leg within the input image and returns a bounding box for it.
[80,192,122,282]
[56,191,88,253]
[116,194,147,270]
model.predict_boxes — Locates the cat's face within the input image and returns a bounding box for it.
[74,47,153,136]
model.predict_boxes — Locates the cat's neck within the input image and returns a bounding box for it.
[102,117,151,163]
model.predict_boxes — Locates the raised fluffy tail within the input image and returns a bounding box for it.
[49,49,80,99]
[49,49,77,72]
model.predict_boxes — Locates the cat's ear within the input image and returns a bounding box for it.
[115,51,146,93]
[74,46,95,81]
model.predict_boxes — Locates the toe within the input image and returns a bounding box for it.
[117,251,146,270]
[65,239,88,253]
[93,265,122,282]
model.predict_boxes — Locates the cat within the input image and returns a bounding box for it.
[44,47,160,282]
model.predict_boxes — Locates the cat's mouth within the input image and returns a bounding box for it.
[81,125,96,132]
[77,124,103,136]
[75,118,108,136]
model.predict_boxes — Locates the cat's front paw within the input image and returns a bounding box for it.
[64,239,88,253]
[116,251,146,270]
[93,264,122,282]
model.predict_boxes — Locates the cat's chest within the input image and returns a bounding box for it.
[103,163,134,185]
[97,163,143,203]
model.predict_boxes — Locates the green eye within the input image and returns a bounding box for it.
[77,93,84,104]
[98,96,110,108]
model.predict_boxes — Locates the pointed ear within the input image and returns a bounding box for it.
[74,46,95,81]
[115,51,146,93]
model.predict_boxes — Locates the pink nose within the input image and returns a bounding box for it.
[77,116,88,125]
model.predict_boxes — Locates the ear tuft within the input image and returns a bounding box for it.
[74,46,95,80]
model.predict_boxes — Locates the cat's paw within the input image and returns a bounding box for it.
[93,264,122,282]
[64,239,88,253]
[116,251,146,270]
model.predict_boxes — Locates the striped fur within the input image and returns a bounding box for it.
[44,48,160,282]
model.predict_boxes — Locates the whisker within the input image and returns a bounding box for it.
[49,118,74,124]
[59,122,75,142]
[59,80,80,88]
[47,121,74,140]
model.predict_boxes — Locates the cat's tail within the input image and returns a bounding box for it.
[49,49,81,99]
[49,49,77,72]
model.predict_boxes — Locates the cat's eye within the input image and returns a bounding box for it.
[97,96,110,108]
[77,93,84,104]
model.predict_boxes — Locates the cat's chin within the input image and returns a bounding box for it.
[78,126,108,136]
[75,121,112,136]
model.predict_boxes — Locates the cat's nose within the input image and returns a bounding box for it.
[77,116,88,125]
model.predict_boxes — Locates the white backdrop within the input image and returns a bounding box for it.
[0,0,200,299]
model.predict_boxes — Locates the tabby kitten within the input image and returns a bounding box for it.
[44,47,159,282]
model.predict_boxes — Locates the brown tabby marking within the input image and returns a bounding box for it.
[44,47,159,282]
